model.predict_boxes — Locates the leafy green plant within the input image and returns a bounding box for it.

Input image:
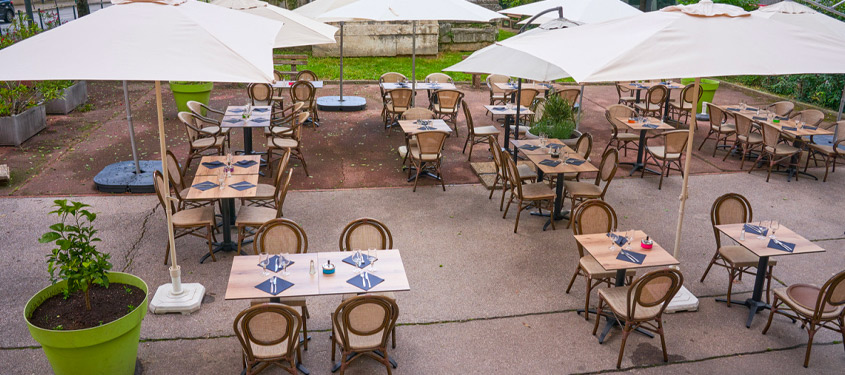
[530,93,576,139]
[39,200,112,311]
[127,304,135,313]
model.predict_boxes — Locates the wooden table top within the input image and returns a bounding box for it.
[273,81,324,88]
[513,140,598,175]
[186,173,259,200]
[716,223,825,258]
[626,81,684,90]
[381,82,458,91]
[493,82,557,92]
[615,116,676,131]
[575,230,679,271]
[484,104,534,116]
[221,105,273,128]
[195,155,261,176]
[725,107,834,137]
[398,119,453,136]
[510,138,565,154]
[224,250,411,300]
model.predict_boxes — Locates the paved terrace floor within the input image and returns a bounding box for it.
[1,80,833,196]
[1,169,843,374]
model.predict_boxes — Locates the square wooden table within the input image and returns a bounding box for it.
[575,230,679,342]
[397,119,453,136]
[316,250,411,296]
[715,223,825,327]
[494,82,557,93]
[272,81,324,89]
[615,116,676,176]
[511,139,597,230]
[221,105,272,157]
[187,173,258,262]
[485,104,534,153]
[195,155,261,176]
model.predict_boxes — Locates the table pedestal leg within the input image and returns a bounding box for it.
[622,130,661,176]
[715,256,771,328]
[202,198,246,263]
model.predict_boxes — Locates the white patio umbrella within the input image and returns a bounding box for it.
[499,0,845,308]
[300,0,504,106]
[500,0,642,25]
[0,0,282,314]
[211,0,338,48]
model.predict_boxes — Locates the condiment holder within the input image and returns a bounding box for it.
[322,260,335,274]
[640,236,654,250]
[550,147,561,159]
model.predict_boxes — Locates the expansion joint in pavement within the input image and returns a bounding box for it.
[122,205,158,273]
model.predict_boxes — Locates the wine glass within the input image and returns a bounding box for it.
[281,251,290,276]
[739,100,746,110]
[226,151,233,167]
[769,221,779,239]
[608,232,617,252]
[352,250,361,274]
[756,220,767,240]
[218,173,226,190]
[624,230,633,250]
[259,251,269,276]
[368,248,378,273]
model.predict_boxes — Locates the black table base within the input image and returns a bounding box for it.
[200,198,247,263]
[714,256,771,328]
[621,129,662,176]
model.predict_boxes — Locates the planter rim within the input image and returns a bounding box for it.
[3,102,45,118]
[25,272,148,348]
[168,81,214,93]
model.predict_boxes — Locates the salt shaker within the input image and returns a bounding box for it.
[309,260,316,275]
[739,227,746,241]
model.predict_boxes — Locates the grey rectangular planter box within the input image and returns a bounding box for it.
[0,105,47,146]
[45,81,88,115]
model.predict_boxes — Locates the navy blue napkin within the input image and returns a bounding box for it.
[539,159,561,167]
[642,123,659,129]
[753,116,768,121]
[228,108,245,113]
[492,106,507,111]
[234,160,258,168]
[746,107,758,111]
[775,116,789,121]
[727,107,740,111]
[782,126,798,132]
[229,181,256,191]
[743,224,768,236]
[565,158,586,166]
[192,181,218,191]
[255,276,294,296]
[767,239,795,253]
[249,118,270,124]
[223,118,242,124]
[259,255,294,273]
[342,253,373,269]
[346,272,384,291]
[616,250,646,265]
[546,144,563,149]
[202,161,225,169]
[252,108,270,113]
[519,144,540,151]
[417,126,435,131]
[802,125,818,131]
[607,232,628,246]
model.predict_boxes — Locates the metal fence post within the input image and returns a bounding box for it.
[53,0,61,24]
[100,0,104,9]
[72,5,77,19]
[37,9,43,29]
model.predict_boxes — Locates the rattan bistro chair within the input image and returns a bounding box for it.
[502,154,556,233]
[669,83,702,126]
[722,113,763,170]
[748,123,801,182]
[235,168,293,254]
[461,100,499,161]
[233,303,304,375]
[698,104,736,157]
[563,133,593,182]
[245,150,290,209]
[384,88,413,129]
[615,82,637,107]
[164,150,211,210]
[267,112,310,177]
[408,130,449,192]
[331,295,399,374]
[177,111,226,173]
[804,120,845,182]
[431,89,465,136]
[566,200,635,321]
[248,83,274,106]
[379,72,409,123]
[295,70,318,82]
[486,74,510,119]
[265,102,306,139]
[767,100,795,117]
[554,88,581,112]
[563,148,619,228]
[633,84,668,118]
[488,136,537,211]
[700,193,776,306]
[642,130,688,190]
[603,105,640,157]
[153,171,216,265]
[594,268,684,369]
[186,100,231,148]
[424,72,453,103]
[397,108,437,167]
[291,80,319,127]
[507,88,540,131]
[762,270,845,368]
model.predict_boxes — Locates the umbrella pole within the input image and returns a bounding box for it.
[513,78,522,163]
[123,81,141,175]
[576,84,584,129]
[412,20,417,106]
[155,81,181,292]
[339,21,345,102]
[672,77,700,261]
[835,83,844,141]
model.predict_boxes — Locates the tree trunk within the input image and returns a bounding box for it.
[77,0,90,18]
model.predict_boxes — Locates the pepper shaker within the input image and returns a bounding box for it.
[309,260,316,275]
[739,227,746,241]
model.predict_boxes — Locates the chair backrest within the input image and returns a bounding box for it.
[707,103,728,129]
[255,218,308,255]
[425,73,453,84]
[512,88,539,108]
[626,268,684,320]
[488,135,504,177]
[291,81,316,103]
[768,101,794,117]
[615,82,633,98]
[295,70,318,81]
[273,168,293,218]
[793,109,825,126]
[645,85,669,105]
[462,100,477,135]
[503,154,524,198]
[233,303,302,362]
[401,107,435,120]
[813,270,845,321]
[414,131,449,156]
[248,83,273,105]
[680,83,703,106]
[555,88,581,108]
[333,295,398,351]
[593,148,619,196]
[379,72,407,84]
[177,111,210,142]
[487,74,509,94]
[273,70,285,82]
[164,150,186,191]
[710,193,752,249]
[734,113,755,138]
[289,112,309,142]
[605,104,635,137]
[571,199,617,258]
[339,218,394,251]
[186,100,219,121]
[663,130,690,155]
[433,90,464,110]
[574,132,593,161]
[153,170,179,214]
[760,123,781,148]
[387,88,413,109]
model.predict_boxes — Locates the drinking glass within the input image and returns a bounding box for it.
[226,151,233,166]
[281,251,290,276]
[769,221,779,239]
[260,252,269,276]
[756,220,767,240]
[218,174,226,190]
[352,251,362,274]
[608,232,617,252]
[739,100,746,110]
[368,248,378,273]
[624,230,633,250]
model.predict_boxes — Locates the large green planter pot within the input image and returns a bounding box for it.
[24,272,148,375]
[681,78,720,113]
[169,81,213,114]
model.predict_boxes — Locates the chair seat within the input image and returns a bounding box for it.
[409,147,441,162]
[235,206,276,227]
[200,126,231,135]
[432,104,458,114]
[473,126,500,136]
[563,180,602,197]
[711,124,736,133]
[634,102,662,112]
[191,137,225,149]
[508,125,530,135]
[619,96,636,102]
[669,102,693,111]
[599,286,662,321]
[172,206,214,227]
[738,133,763,144]
[386,103,410,113]
[773,287,844,320]
[764,143,800,156]
[808,143,842,156]
[265,127,292,136]
[268,137,298,149]
[719,245,777,268]
[250,338,290,359]
[517,164,537,181]
[646,146,681,160]
[251,183,275,200]
[520,182,555,200]
[579,256,637,279]
[333,317,386,349]
[616,133,640,141]
[491,93,507,101]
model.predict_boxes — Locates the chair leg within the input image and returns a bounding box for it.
[592,297,604,335]
[616,322,632,369]
[301,306,309,351]
[499,182,508,211]
[804,327,816,368]
[236,226,244,255]
[584,278,592,321]
[565,267,579,293]
[700,252,720,282]
[462,135,470,154]
[513,203,523,233]
[761,296,779,335]
[467,138,475,161]
[726,268,736,307]
[205,225,216,262]
[766,158,773,182]
[297,148,310,177]
[489,174,499,200]
[658,160,666,190]
[392,326,397,349]
[657,318,668,362]
[412,162,422,192]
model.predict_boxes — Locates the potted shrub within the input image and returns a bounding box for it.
[528,92,581,146]
[169,81,214,114]
[44,80,89,115]
[25,200,148,375]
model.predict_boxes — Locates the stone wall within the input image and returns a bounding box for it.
[439,22,497,52]
[312,21,440,57]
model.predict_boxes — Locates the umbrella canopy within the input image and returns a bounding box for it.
[501,0,642,25]
[754,1,845,35]
[211,0,338,48]
[293,0,359,22]
[316,0,505,22]
[0,0,281,83]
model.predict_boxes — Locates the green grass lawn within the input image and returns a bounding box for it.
[276,51,478,82]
